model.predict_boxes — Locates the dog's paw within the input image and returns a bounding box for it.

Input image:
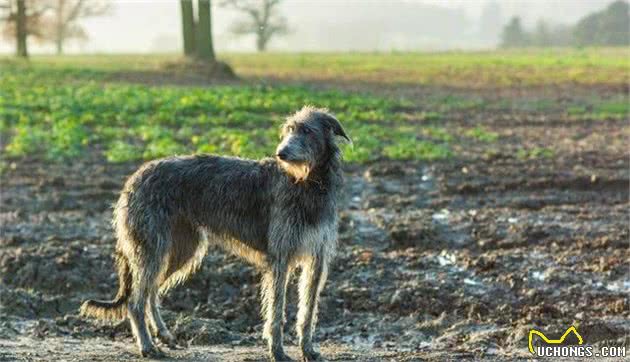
[140,345,166,359]
[301,348,323,361]
[157,332,180,350]
[270,350,295,362]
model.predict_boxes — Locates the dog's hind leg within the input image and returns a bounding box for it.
[261,262,293,362]
[296,256,328,361]
[128,274,163,357]
[146,218,203,352]
[127,236,169,358]
[147,292,177,349]
[158,218,204,295]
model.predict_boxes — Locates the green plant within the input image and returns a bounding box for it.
[383,137,451,160]
[465,126,499,142]
[516,147,554,160]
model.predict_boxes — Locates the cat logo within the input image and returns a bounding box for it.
[528,326,584,354]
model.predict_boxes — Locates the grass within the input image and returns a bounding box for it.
[223,48,629,87]
[0,61,455,164]
[2,49,627,165]
[516,147,555,160]
[3,47,628,88]
[567,98,630,120]
[464,126,499,143]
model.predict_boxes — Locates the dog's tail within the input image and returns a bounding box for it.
[80,252,132,320]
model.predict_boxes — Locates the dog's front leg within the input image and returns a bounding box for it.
[297,256,327,361]
[261,261,293,362]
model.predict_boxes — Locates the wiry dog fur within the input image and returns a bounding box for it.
[80,106,349,361]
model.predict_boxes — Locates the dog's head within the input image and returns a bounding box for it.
[276,106,350,182]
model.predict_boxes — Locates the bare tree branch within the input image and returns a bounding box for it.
[222,0,289,51]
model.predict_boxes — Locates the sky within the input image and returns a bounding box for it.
[0,0,615,54]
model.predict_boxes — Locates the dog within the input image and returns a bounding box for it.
[80,106,349,361]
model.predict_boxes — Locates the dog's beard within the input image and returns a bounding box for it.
[278,159,311,182]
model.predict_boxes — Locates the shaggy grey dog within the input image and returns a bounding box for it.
[80,106,349,362]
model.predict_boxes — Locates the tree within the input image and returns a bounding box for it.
[1,0,51,58]
[574,12,599,46]
[574,0,629,46]
[547,23,573,47]
[599,0,630,45]
[179,0,215,61]
[479,1,502,45]
[45,0,111,55]
[500,16,528,48]
[15,0,26,56]
[196,0,215,60]
[174,0,235,79]
[180,0,195,56]
[222,0,289,52]
[1,0,107,56]
[533,19,551,47]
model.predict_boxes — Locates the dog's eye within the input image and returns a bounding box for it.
[302,127,311,135]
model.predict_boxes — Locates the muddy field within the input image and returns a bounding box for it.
[1,82,629,361]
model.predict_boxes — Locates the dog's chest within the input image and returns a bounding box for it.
[271,176,341,258]
[296,218,337,258]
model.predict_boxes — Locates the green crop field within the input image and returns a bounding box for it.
[5,48,629,86]
[1,49,628,166]
[0,62,425,164]
[224,48,630,87]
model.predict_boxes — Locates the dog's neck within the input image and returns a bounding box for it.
[306,145,343,192]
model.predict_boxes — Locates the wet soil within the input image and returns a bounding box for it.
[0,86,628,361]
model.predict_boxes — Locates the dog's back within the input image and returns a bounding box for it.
[122,155,274,254]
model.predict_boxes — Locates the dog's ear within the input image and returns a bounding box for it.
[322,114,351,143]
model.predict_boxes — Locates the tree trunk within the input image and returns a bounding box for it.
[16,0,28,58]
[256,34,266,52]
[56,0,64,55]
[56,38,63,55]
[195,0,215,61]
[180,0,195,56]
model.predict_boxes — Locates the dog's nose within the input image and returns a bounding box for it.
[276,151,289,160]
